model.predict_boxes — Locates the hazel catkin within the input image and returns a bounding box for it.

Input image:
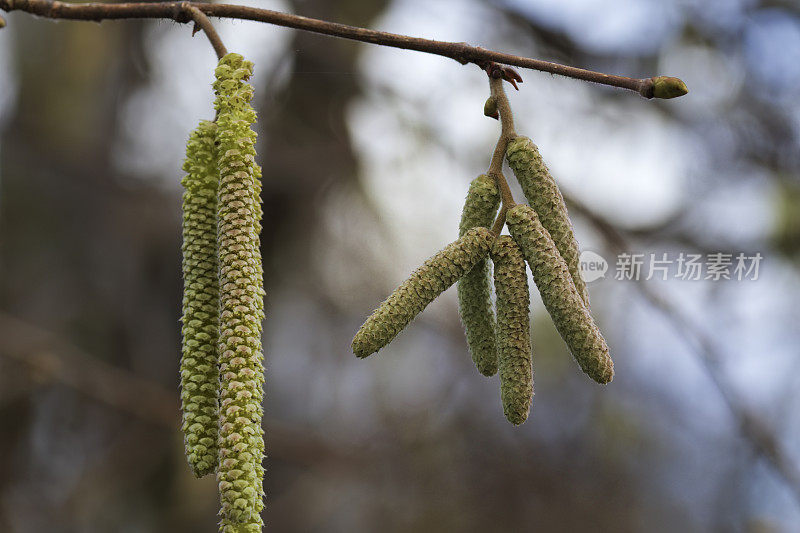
[492,236,533,425]
[506,204,614,384]
[506,136,590,308]
[213,52,265,532]
[180,119,220,478]
[352,227,495,359]
[457,175,500,376]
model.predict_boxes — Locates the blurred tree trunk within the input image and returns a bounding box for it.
[259,0,389,280]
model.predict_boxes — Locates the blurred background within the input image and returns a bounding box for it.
[1,0,800,531]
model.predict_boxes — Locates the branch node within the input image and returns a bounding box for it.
[173,3,191,24]
[452,42,472,65]
[638,78,655,99]
[482,61,523,90]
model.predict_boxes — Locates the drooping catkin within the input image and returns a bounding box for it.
[506,205,614,384]
[352,227,495,359]
[213,52,265,532]
[457,175,500,376]
[506,136,590,308]
[180,120,220,478]
[491,236,533,425]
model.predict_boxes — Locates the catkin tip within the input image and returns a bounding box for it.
[352,227,494,358]
[506,204,614,386]
[492,235,532,425]
[351,336,374,359]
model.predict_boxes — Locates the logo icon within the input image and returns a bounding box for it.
[580,250,608,283]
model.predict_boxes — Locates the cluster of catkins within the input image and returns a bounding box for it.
[352,126,613,425]
[180,52,266,532]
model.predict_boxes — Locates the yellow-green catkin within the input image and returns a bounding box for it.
[213,52,265,533]
[506,136,590,308]
[491,236,533,425]
[457,175,500,376]
[506,205,614,384]
[180,120,220,478]
[352,227,495,359]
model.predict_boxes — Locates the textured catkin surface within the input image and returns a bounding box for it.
[506,205,614,384]
[213,53,265,533]
[180,120,220,478]
[457,175,500,376]
[352,227,495,358]
[492,236,533,425]
[506,136,590,308]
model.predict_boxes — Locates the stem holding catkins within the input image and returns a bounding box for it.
[181,2,228,60]
[485,73,517,210]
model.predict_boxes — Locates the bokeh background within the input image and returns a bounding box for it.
[2,0,800,531]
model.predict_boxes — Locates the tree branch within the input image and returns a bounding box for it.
[0,0,687,99]
[0,310,359,468]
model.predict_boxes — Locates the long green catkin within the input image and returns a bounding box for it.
[180,120,220,478]
[506,205,614,384]
[352,227,495,359]
[457,175,500,376]
[506,136,590,308]
[213,52,265,533]
[491,236,533,425]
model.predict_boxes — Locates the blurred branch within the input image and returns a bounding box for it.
[0,311,357,468]
[566,196,800,507]
[0,0,687,99]
[0,311,179,428]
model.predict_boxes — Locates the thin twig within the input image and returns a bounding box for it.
[0,0,686,99]
[565,195,800,508]
[0,310,358,467]
[490,204,508,236]
[182,2,227,60]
